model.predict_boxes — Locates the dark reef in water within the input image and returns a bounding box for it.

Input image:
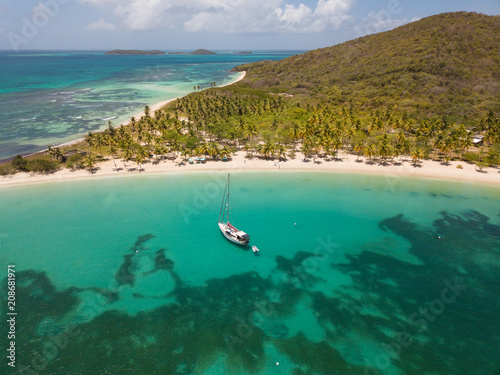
[2,211,499,374]
[115,234,157,286]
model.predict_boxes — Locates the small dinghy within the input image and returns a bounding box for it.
[252,246,259,253]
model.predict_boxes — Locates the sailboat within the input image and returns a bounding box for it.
[218,173,250,245]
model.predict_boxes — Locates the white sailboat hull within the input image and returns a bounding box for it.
[218,174,250,246]
[218,223,249,246]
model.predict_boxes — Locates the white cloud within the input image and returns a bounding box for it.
[87,18,116,30]
[314,0,352,28]
[356,10,420,36]
[79,0,122,6]
[78,0,354,33]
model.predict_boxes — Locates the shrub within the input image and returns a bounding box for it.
[476,161,489,171]
[66,154,84,170]
[0,163,15,175]
[462,152,479,163]
[485,150,499,165]
[27,159,60,174]
[11,155,28,171]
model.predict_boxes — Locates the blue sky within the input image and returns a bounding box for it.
[0,0,498,51]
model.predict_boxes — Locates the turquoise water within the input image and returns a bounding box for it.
[0,172,499,374]
[0,51,299,161]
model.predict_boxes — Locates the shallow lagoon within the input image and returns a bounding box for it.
[0,172,499,374]
[0,51,298,160]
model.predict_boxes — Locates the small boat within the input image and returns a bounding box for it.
[252,246,259,253]
[218,173,249,246]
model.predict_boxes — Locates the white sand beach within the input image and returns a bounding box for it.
[1,149,499,188]
[2,70,498,188]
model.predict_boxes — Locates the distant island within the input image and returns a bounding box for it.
[168,49,217,55]
[235,51,252,55]
[105,50,165,55]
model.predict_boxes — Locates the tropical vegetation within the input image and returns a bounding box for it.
[1,12,499,176]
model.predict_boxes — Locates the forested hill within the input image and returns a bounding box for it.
[235,12,500,121]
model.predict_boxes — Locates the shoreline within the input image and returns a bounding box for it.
[1,149,499,188]
[22,71,247,159]
[2,70,498,189]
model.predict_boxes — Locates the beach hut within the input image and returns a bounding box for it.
[473,135,484,146]
[64,149,87,157]
[166,152,176,160]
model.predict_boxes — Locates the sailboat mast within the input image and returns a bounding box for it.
[218,173,230,223]
[227,173,230,214]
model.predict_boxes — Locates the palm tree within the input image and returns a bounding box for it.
[219,146,232,160]
[129,116,137,132]
[83,155,97,173]
[107,120,116,140]
[84,132,95,155]
[47,145,63,161]
[353,142,364,161]
[396,131,406,145]
[93,133,107,157]
[109,143,118,170]
[276,144,288,161]
[198,143,211,158]
[153,144,167,161]
[236,118,246,133]
[411,147,425,166]
[136,121,145,141]
[208,142,220,159]
[319,137,331,157]
[143,132,154,147]
[433,135,446,160]
[394,143,404,161]
[143,105,151,120]
[364,144,376,161]
[245,123,257,141]
[47,145,55,160]
[135,145,150,171]
[378,134,393,161]
[259,141,275,159]
[169,140,182,156]
[460,135,473,159]
[301,141,312,161]
[290,122,301,146]
[331,136,343,155]
[441,137,454,160]
[117,125,128,141]
[54,147,63,162]
[344,125,355,143]
[121,143,134,168]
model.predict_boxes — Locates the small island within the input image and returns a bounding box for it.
[167,49,217,55]
[235,51,252,55]
[191,49,217,55]
[105,50,165,55]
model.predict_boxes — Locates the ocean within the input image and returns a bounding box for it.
[0,171,499,374]
[0,50,300,161]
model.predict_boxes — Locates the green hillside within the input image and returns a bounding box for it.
[235,12,500,121]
